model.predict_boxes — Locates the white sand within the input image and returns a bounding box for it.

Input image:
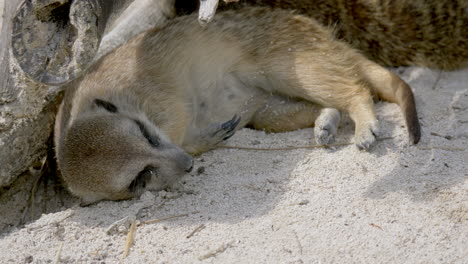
[0,67,466,263]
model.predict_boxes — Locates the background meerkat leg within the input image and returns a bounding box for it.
[249,96,341,145]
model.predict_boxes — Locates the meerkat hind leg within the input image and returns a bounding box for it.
[250,96,341,145]
[358,60,421,144]
[314,108,341,145]
[347,100,379,149]
[263,74,379,149]
[259,45,382,149]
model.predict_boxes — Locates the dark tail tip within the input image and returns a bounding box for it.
[408,116,421,144]
[404,98,421,144]
[395,79,421,145]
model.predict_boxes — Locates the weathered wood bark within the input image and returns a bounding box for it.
[0,0,58,188]
[198,0,238,25]
[0,0,175,188]
[11,0,129,85]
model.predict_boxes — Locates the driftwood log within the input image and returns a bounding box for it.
[198,0,238,25]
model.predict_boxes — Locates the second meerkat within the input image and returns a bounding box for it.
[191,0,468,70]
[56,7,420,203]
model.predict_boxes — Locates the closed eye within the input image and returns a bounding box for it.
[134,120,160,147]
[128,165,155,193]
[94,99,118,113]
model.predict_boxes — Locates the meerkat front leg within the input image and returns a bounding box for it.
[182,115,241,155]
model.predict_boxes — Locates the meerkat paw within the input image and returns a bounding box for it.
[314,123,337,145]
[354,121,380,150]
[314,108,341,145]
[183,115,241,155]
[211,115,242,143]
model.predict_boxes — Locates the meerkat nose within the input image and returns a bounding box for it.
[179,152,194,173]
[185,160,194,173]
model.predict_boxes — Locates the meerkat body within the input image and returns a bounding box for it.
[56,7,420,203]
[207,0,467,70]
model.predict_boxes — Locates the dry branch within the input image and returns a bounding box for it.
[122,220,137,259]
[198,0,239,25]
[141,211,199,226]
[186,224,206,239]
[199,240,235,260]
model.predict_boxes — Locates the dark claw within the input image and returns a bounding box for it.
[221,115,241,130]
[222,130,236,140]
[213,115,242,140]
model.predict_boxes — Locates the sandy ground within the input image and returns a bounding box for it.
[1,1,467,263]
[0,66,466,263]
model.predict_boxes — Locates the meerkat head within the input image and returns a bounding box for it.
[58,98,193,205]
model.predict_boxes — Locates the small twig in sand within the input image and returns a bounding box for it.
[199,240,235,260]
[106,216,135,235]
[293,231,303,255]
[27,210,75,231]
[53,242,64,264]
[417,146,465,151]
[29,166,45,219]
[122,220,137,259]
[448,251,468,264]
[369,223,383,230]
[21,158,48,224]
[220,137,394,151]
[141,211,199,226]
[431,70,443,90]
[430,132,453,140]
[187,224,206,239]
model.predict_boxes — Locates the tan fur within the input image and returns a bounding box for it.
[55,7,420,203]
[211,0,468,70]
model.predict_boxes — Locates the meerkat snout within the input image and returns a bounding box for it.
[58,99,193,204]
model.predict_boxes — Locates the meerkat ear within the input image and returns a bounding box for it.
[94,99,118,113]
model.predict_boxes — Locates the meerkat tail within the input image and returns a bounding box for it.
[360,61,421,144]
[389,80,421,144]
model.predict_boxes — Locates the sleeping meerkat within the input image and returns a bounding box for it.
[194,0,468,70]
[55,7,420,204]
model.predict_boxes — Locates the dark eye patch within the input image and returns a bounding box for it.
[134,120,160,147]
[128,165,155,193]
[94,99,118,113]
